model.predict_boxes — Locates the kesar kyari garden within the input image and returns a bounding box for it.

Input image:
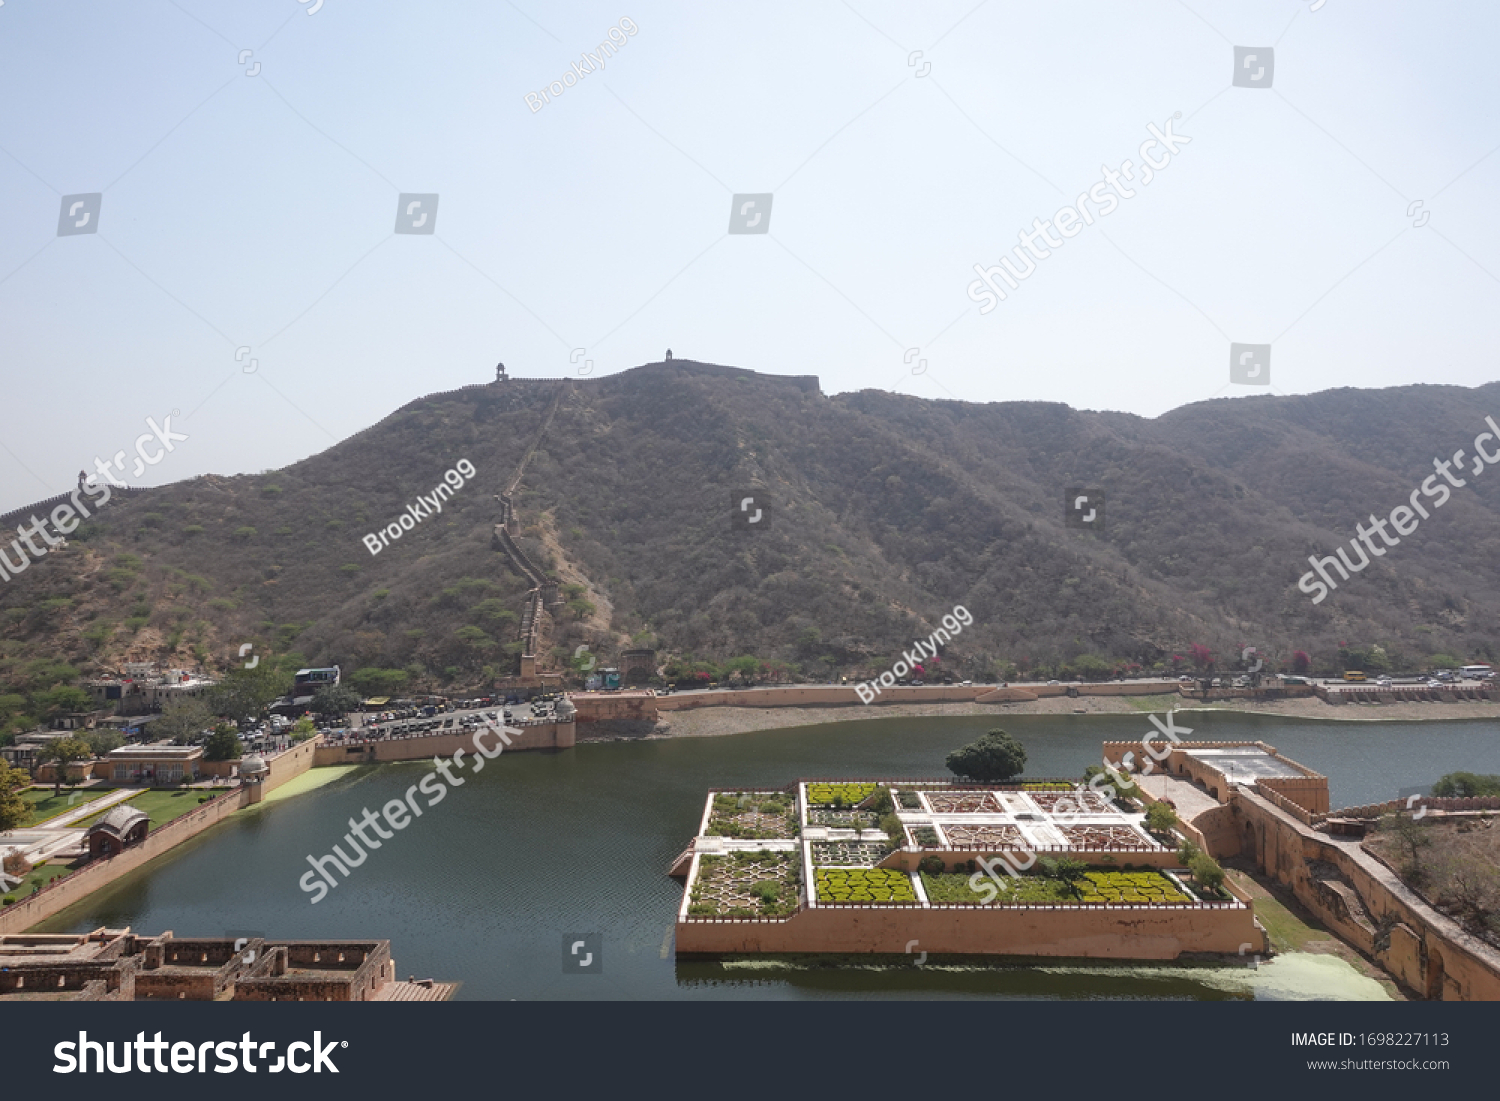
[672,730,1259,960]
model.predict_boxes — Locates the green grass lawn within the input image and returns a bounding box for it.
[2,861,76,905]
[19,787,116,826]
[74,788,231,830]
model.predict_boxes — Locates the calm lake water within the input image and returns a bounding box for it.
[36,710,1500,1000]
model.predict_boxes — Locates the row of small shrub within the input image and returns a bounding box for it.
[806,783,877,806]
[814,867,917,903]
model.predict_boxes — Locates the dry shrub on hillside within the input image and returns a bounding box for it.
[1425,819,1500,946]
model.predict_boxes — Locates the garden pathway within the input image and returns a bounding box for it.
[42,787,143,827]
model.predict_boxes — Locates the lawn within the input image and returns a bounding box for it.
[75,788,231,830]
[19,787,116,826]
[1,861,76,905]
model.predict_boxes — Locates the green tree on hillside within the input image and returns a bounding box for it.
[34,685,91,720]
[0,760,30,832]
[347,668,410,697]
[722,656,764,684]
[1432,772,1500,798]
[946,730,1027,782]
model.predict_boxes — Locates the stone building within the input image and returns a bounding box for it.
[86,805,149,859]
[620,648,657,684]
[0,930,454,1002]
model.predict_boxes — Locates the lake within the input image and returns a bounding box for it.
[36,709,1499,1000]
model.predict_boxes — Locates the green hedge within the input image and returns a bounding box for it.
[814,867,917,903]
[806,783,877,806]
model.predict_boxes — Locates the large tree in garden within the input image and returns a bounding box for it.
[0,760,30,832]
[154,697,214,746]
[208,666,290,724]
[38,736,92,796]
[203,725,243,762]
[946,729,1027,782]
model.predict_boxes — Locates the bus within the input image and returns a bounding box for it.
[1461,664,1493,680]
[1342,670,1366,682]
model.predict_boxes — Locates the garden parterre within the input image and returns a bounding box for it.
[679,778,1178,922]
[815,867,918,903]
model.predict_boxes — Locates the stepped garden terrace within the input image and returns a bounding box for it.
[671,776,1263,959]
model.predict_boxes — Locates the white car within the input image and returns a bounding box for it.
[1375,677,1392,686]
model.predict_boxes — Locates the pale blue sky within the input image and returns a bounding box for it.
[1,0,1497,511]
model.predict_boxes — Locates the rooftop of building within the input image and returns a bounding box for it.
[88,805,149,837]
[105,744,203,759]
[1182,745,1313,782]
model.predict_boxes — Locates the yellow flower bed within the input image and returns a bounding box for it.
[806,782,877,806]
[814,867,917,903]
[1073,871,1189,903]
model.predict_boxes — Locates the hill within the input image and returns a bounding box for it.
[2,361,1498,722]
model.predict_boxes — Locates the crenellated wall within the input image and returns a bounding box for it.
[677,898,1262,958]
[1234,788,1500,1000]
[311,721,573,767]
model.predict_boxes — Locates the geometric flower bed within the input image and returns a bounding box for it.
[806,783,878,806]
[1026,790,1112,814]
[1073,871,1189,903]
[920,870,1007,904]
[939,824,1026,847]
[812,840,892,866]
[919,868,1190,905]
[907,826,941,847]
[706,792,798,839]
[814,867,918,903]
[924,792,1002,813]
[688,851,802,917]
[1057,824,1148,847]
[807,808,877,828]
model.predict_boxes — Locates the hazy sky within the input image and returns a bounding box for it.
[1,0,1497,512]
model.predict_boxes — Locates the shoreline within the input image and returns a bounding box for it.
[642,695,1500,741]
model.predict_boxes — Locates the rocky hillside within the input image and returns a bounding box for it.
[3,361,1498,706]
